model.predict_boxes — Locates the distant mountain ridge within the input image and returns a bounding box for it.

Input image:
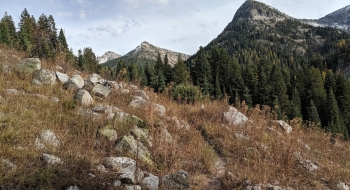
[301,5,350,32]
[97,51,121,64]
[103,41,190,68]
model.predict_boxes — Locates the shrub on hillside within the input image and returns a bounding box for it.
[172,83,202,104]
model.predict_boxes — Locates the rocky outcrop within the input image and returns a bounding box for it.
[32,69,57,86]
[56,71,69,83]
[97,51,121,64]
[73,90,94,106]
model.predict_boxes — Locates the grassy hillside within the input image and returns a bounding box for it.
[1,46,350,189]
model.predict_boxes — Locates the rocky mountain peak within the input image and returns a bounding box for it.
[97,51,121,64]
[233,0,292,23]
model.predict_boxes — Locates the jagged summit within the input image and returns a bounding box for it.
[103,41,190,68]
[301,4,350,31]
[97,51,121,64]
[232,0,292,23]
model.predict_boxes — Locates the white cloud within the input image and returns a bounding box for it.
[94,24,130,37]
[56,12,73,18]
[79,10,86,19]
[75,0,89,6]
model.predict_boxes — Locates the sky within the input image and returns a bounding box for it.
[0,0,349,56]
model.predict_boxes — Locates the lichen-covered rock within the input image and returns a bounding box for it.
[153,103,166,117]
[222,107,248,126]
[56,71,69,83]
[131,126,152,147]
[89,73,103,84]
[161,170,191,190]
[91,84,112,99]
[63,75,85,90]
[140,172,159,190]
[16,58,41,76]
[74,90,94,106]
[115,135,153,165]
[32,69,56,86]
[135,90,149,100]
[129,96,147,108]
[42,153,63,165]
[98,126,118,141]
[103,157,144,184]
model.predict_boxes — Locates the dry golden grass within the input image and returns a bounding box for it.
[1,47,350,189]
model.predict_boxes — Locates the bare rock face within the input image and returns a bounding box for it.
[32,69,57,86]
[97,51,121,64]
[73,90,94,106]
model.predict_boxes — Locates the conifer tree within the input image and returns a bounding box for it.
[58,28,68,52]
[326,88,346,135]
[289,88,302,119]
[269,64,289,116]
[307,99,321,125]
[163,53,173,83]
[191,47,212,95]
[173,55,189,84]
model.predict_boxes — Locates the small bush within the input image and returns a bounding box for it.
[172,83,202,104]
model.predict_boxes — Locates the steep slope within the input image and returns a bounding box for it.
[97,51,121,64]
[301,5,350,32]
[103,41,190,68]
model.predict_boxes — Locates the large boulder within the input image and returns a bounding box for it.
[161,170,191,190]
[63,75,85,90]
[222,107,248,126]
[32,69,56,86]
[131,126,152,147]
[56,71,69,83]
[129,96,147,108]
[16,58,41,76]
[73,89,94,106]
[91,84,112,99]
[89,73,103,85]
[103,157,144,184]
[140,172,159,190]
[115,135,153,165]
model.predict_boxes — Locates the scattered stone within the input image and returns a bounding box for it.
[222,107,248,126]
[92,104,113,114]
[153,103,166,117]
[121,89,130,94]
[129,96,148,108]
[1,159,17,173]
[295,152,318,173]
[16,58,41,76]
[114,111,130,122]
[98,126,118,141]
[140,172,159,190]
[275,120,292,134]
[73,90,94,106]
[32,69,56,86]
[83,79,95,92]
[91,84,112,99]
[161,128,173,143]
[105,81,119,90]
[103,157,144,184]
[89,73,103,85]
[135,90,149,100]
[161,170,191,190]
[6,88,21,95]
[129,85,138,90]
[168,117,190,130]
[51,97,60,103]
[56,71,69,83]
[235,132,250,140]
[114,135,153,165]
[39,130,60,148]
[113,180,122,187]
[66,185,81,190]
[124,185,142,190]
[56,66,64,72]
[63,75,85,90]
[42,153,63,165]
[337,182,349,190]
[2,64,11,74]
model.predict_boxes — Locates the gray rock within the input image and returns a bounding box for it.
[168,117,190,130]
[135,90,149,100]
[56,71,69,83]
[129,85,138,90]
[89,73,102,85]
[103,157,144,184]
[92,104,113,114]
[129,96,147,108]
[83,79,95,92]
[153,103,166,117]
[32,69,56,86]
[140,172,159,190]
[56,66,64,72]
[74,90,94,106]
[124,185,141,190]
[275,120,292,134]
[2,63,11,74]
[303,160,318,172]
[161,170,191,190]
[113,180,122,187]
[39,130,60,148]
[115,135,153,165]
[1,159,17,172]
[63,75,85,90]
[337,182,349,190]
[105,81,119,90]
[42,153,63,165]
[161,128,173,143]
[91,84,112,99]
[16,58,41,76]
[6,88,21,95]
[66,185,81,190]
[51,97,60,103]
[121,89,130,94]
[222,107,248,126]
